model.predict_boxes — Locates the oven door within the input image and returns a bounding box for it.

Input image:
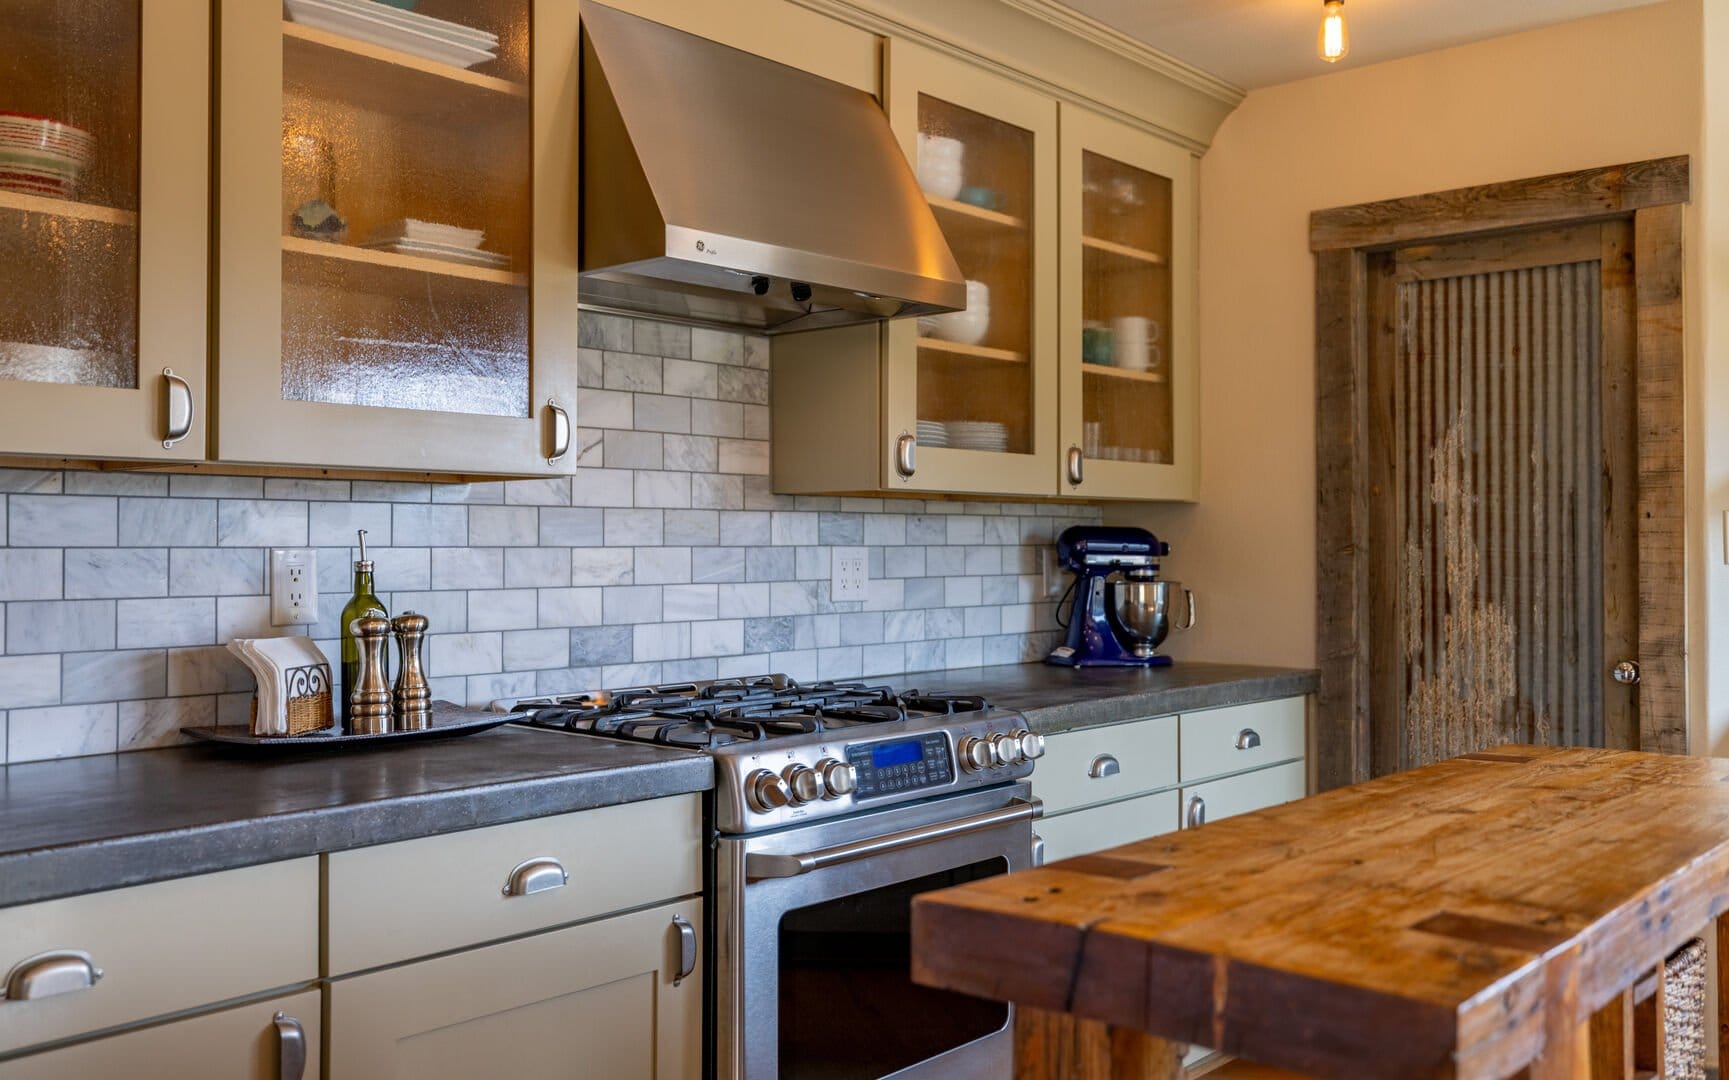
[716,782,1038,1080]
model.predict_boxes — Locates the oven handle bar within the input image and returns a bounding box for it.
[745,798,1043,880]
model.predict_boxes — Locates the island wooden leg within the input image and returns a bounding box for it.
[1585,989,1634,1078]
[1013,1005,1184,1079]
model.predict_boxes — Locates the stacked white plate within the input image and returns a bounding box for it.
[284,0,500,70]
[0,113,94,199]
[916,420,950,448]
[947,421,1008,451]
[364,218,510,269]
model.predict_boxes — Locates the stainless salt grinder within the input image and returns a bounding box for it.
[391,611,432,732]
[347,610,393,735]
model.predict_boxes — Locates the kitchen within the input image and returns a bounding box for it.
[0,0,1718,1078]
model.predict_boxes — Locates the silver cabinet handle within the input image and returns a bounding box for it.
[671,915,697,987]
[546,399,570,465]
[1088,754,1120,779]
[274,1011,307,1080]
[1613,660,1641,685]
[502,856,569,897]
[2,950,104,1002]
[1186,795,1207,828]
[894,432,917,478]
[162,368,193,449]
[1067,445,1084,487]
[747,798,1041,880]
[1235,728,1261,751]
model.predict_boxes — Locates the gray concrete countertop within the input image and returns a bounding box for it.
[887,661,1318,733]
[0,726,712,909]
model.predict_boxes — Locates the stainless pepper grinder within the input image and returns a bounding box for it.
[391,611,432,732]
[347,610,393,735]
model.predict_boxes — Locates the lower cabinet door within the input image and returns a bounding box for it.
[0,989,321,1080]
[1180,761,1307,829]
[1035,791,1180,863]
[328,898,702,1080]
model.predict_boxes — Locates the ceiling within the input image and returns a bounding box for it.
[1054,0,1670,90]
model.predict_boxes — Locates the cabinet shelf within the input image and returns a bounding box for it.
[0,189,137,228]
[1081,235,1167,265]
[1082,362,1167,384]
[282,21,527,124]
[917,338,1027,363]
[927,195,1026,230]
[281,235,526,287]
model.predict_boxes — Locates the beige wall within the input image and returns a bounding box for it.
[1122,0,1707,739]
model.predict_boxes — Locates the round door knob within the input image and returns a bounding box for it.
[782,764,824,805]
[957,736,993,773]
[746,768,792,812]
[991,732,1022,767]
[818,758,856,798]
[1612,660,1641,686]
[1017,730,1045,760]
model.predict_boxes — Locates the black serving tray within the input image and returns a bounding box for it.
[182,702,519,751]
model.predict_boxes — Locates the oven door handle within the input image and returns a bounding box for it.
[745,798,1043,880]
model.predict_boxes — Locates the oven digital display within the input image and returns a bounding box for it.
[871,740,923,768]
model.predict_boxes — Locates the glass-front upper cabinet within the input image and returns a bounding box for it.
[883,40,1057,497]
[217,0,579,475]
[0,1,209,461]
[1058,105,1196,500]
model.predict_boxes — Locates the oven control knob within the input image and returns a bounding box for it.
[782,763,825,805]
[746,768,792,812]
[817,758,856,798]
[957,736,994,773]
[1016,730,1046,761]
[991,732,1023,767]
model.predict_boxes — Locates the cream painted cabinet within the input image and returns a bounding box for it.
[1058,104,1198,501]
[0,990,322,1080]
[328,899,702,1080]
[214,0,580,476]
[0,1,209,462]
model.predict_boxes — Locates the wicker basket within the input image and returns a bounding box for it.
[1662,938,1706,1080]
[249,662,335,737]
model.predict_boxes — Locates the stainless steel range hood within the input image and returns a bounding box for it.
[579,2,965,334]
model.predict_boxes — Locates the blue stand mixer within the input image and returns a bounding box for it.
[1046,526,1196,667]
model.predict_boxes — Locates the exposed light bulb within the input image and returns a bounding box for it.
[1317,0,1349,63]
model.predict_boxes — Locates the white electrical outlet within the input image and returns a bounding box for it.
[1041,548,1067,599]
[270,548,319,626]
[832,546,868,602]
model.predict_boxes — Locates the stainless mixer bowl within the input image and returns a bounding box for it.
[1108,579,1194,658]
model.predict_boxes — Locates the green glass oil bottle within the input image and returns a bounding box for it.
[340,529,387,728]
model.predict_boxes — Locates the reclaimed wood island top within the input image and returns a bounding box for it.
[911,746,1729,1079]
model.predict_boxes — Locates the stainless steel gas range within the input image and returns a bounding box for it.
[504,677,1045,1080]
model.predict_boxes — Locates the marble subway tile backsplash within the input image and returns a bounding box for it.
[0,312,1098,763]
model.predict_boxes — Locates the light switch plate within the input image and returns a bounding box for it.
[270,548,319,626]
[832,546,868,602]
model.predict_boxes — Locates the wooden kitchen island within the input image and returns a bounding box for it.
[912,746,1728,1078]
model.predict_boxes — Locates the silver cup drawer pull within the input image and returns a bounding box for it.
[1186,795,1207,828]
[1088,754,1121,780]
[1235,728,1262,751]
[2,950,104,1002]
[502,856,569,898]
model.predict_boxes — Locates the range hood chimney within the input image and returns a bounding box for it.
[579,2,965,333]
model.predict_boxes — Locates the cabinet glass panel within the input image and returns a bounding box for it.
[0,1,140,390]
[278,0,530,417]
[1079,150,1172,465]
[915,94,1033,456]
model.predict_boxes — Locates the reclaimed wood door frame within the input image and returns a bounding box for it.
[1309,156,1689,789]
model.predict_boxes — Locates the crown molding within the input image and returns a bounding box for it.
[992,0,1247,107]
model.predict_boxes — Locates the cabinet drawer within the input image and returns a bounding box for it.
[1036,791,1179,864]
[1180,761,1307,829]
[0,859,317,1056]
[1179,698,1306,783]
[1035,716,1177,816]
[0,989,322,1079]
[326,795,702,975]
[329,899,701,1080]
